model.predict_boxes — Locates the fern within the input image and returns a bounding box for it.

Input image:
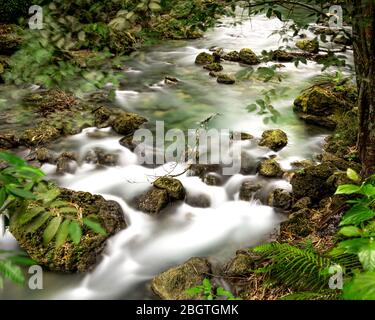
[251,243,333,291]
[281,290,340,300]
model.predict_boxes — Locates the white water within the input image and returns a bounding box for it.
[0,11,353,299]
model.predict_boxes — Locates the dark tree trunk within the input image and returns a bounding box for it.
[350,0,375,177]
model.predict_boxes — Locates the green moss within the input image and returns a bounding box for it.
[259,129,288,151]
[239,48,260,65]
[217,73,236,84]
[257,159,284,178]
[195,52,214,65]
[223,51,240,62]
[111,112,148,135]
[296,39,319,54]
[203,62,223,72]
[154,177,186,200]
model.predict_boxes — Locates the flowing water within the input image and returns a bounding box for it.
[0,11,353,299]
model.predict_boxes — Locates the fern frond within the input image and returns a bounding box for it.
[0,259,25,285]
[281,290,340,300]
[251,243,333,291]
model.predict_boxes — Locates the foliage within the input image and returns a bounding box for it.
[186,278,242,300]
[0,0,33,23]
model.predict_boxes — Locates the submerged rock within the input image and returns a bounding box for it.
[257,159,284,178]
[271,50,294,62]
[185,193,211,208]
[239,181,262,201]
[137,188,169,214]
[9,187,126,272]
[195,52,214,65]
[154,177,186,200]
[223,51,240,62]
[239,48,260,65]
[333,34,352,46]
[151,257,212,300]
[164,76,179,85]
[84,148,119,167]
[56,152,77,174]
[0,133,18,149]
[217,73,236,84]
[296,39,319,53]
[268,188,292,210]
[203,63,223,72]
[259,129,288,151]
[111,112,147,135]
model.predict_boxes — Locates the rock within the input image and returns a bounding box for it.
[319,152,362,173]
[208,71,220,78]
[84,148,119,167]
[224,250,257,276]
[240,152,257,175]
[291,160,315,169]
[327,172,354,189]
[223,51,240,62]
[195,52,214,65]
[268,188,292,210]
[108,29,136,55]
[56,152,78,174]
[217,73,236,84]
[291,162,337,201]
[93,106,112,128]
[171,1,194,18]
[189,164,221,179]
[239,132,254,140]
[293,85,355,129]
[257,159,284,178]
[111,112,147,135]
[203,63,223,72]
[271,50,294,62]
[280,208,312,238]
[0,133,18,149]
[239,48,260,65]
[185,194,211,208]
[0,1,32,23]
[19,125,61,147]
[239,181,262,201]
[154,177,186,200]
[138,188,169,214]
[292,197,311,212]
[212,49,223,63]
[35,148,54,163]
[296,39,319,53]
[119,135,137,152]
[203,173,222,186]
[164,76,179,85]
[333,34,352,46]
[259,129,288,151]
[9,186,126,272]
[151,257,212,300]
[0,24,23,54]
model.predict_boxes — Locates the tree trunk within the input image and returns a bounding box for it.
[350,0,375,178]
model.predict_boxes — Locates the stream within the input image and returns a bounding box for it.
[0,11,353,300]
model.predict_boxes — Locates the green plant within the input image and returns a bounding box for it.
[186,278,241,300]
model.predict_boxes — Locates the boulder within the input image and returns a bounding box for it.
[19,125,61,147]
[84,148,119,167]
[151,257,212,300]
[291,162,337,201]
[223,51,240,62]
[154,177,186,200]
[217,73,236,84]
[203,63,223,72]
[239,48,260,65]
[224,250,257,276]
[292,196,311,212]
[0,133,18,149]
[35,148,54,163]
[333,34,352,46]
[279,208,312,238]
[93,106,112,128]
[268,188,292,210]
[0,24,23,54]
[296,39,319,53]
[258,129,288,151]
[271,50,294,62]
[111,112,147,135]
[185,194,211,208]
[119,135,137,152]
[195,52,214,65]
[9,186,126,272]
[137,188,169,214]
[257,159,284,178]
[239,181,262,201]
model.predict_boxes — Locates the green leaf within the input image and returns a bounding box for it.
[339,226,362,237]
[26,212,50,233]
[347,168,360,182]
[83,218,107,236]
[7,255,36,266]
[361,184,375,198]
[332,238,370,255]
[55,219,71,248]
[7,187,35,199]
[0,152,26,166]
[246,104,257,113]
[59,207,78,214]
[0,188,6,208]
[335,184,361,195]
[69,220,82,244]
[340,205,375,226]
[342,272,375,300]
[186,287,203,295]
[358,242,375,271]
[0,260,25,285]
[18,206,45,226]
[36,187,60,204]
[43,216,63,245]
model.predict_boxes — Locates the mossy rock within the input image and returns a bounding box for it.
[239,48,260,65]
[271,50,294,62]
[9,187,126,273]
[280,208,313,238]
[93,106,112,128]
[19,125,61,147]
[224,250,257,277]
[258,159,284,178]
[0,24,23,54]
[217,73,235,84]
[239,181,262,201]
[259,129,288,151]
[296,39,319,53]
[223,51,240,62]
[154,177,186,200]
[111,112,147,135]
[203,62,223,72]
[0,132,18,149]
[108,30,137,55]
[151,257,212,300]
[268,188,292,210]
[195,52,214,65]
[171,1,194,18]
[137,188,169,214]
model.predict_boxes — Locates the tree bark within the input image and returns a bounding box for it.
[350,0,375,177]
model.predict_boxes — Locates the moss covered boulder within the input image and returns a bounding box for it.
[111,112,148,135]
[268,188,292,210]
[258,159,283,178]
[293,85,356,129]
[239,181,262,201]
[195,52,214,65]
[259,129,288,151]
[19,125,61,147]
[137,188,169,214]
[296,39,319,53]
[279,208,313,238]
[224,250,257,277]
[151,257,212,300]
[239,48,260,65]
[154,177,186,200]
[9,187,126,273]
[217,73,236,84]
[0,24,23,54]
[223,50,240,62]
[203,63,223,72]
[271,50,294,62]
